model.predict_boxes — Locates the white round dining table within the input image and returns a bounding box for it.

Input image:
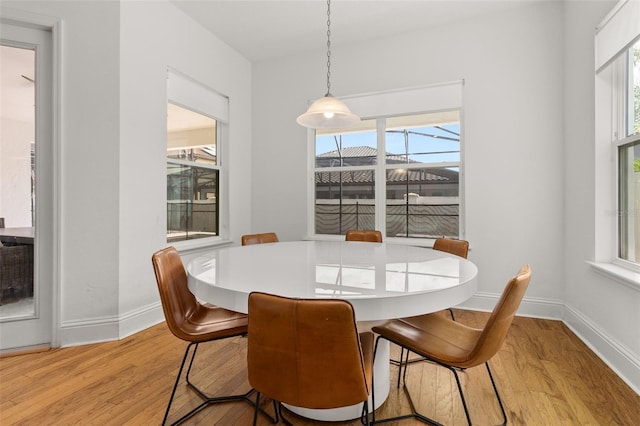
[187,240,478,421]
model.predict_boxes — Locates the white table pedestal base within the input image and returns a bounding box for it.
[284,340,390,422]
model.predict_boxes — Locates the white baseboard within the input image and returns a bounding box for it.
[458,293,640,396]
[59,302,164,348]
[59,315,120,347]
[118,301,165,339]
[563,304,640,395]
[457,292,565,319]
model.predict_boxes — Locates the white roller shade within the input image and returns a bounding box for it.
[340,81,463,119]
[595,0,640,72]
[167,69,229,123]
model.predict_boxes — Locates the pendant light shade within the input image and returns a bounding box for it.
[297,0,360,129]
[296,94,360,128]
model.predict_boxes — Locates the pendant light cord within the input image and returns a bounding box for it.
[296,0,359,128]
[326,0,332,96]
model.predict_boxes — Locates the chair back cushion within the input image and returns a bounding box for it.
[247,292,370,409]
[151,247,200,341]
[468,264,531,365]
[433,238,469,258]
[345,230,383,243]
[241,232,279,246]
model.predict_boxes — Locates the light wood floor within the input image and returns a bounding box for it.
[1,310,639,425]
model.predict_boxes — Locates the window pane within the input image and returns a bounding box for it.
[386,111,460,164]
[618,141,640,262]
[166,102,218,242]
[629,39,640,137]
[315,170,375,235]
[385,111,461,239]
[167,103,217,165]
[386,167,459,238]
[167,163,218,242]
[315,119,377,168]
[313,110,462,239]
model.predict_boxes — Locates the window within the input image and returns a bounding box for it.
[166,70,228,243]
[617,39,640,262]
[315,119,377,234]
[385,112,460,239]
[166,103,219,242]
[312,84,463,240]
[594,0,640,272]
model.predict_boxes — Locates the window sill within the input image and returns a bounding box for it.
[587,261,640,292]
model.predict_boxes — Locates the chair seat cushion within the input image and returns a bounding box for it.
[373,313,482,367]
[180,304,248,342]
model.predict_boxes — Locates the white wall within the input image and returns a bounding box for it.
[118,1,253,338]
[253,2,565,307]
[2,0,122,344]
[2,0,253,346]
[253,0,639,392]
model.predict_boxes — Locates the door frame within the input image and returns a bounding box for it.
[0,7,61,351]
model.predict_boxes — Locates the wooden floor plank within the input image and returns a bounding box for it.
[1,311,639,425]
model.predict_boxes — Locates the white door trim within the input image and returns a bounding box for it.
[0,6,62,350]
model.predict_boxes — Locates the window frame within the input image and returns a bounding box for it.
[166,69,229,250]
[306,83,465,244]
[593,0,640,286]
[165,110,221,243]
[614,42,640,270]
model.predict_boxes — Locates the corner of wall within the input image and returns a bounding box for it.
[58,301,164,347]
[564,304,640,395]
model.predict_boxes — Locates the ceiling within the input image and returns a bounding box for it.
[170,0,536,62]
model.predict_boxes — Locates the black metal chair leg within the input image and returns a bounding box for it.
[394,310,456,388]
[184,341,199,383]
[389,344,403,371]
[396,347,405,388]
[252,392,281,426]
[448,361,507,426]
[486,362,508,426]
[276,402,294,426]
[164,342,276,426]
[369,338,473,426]
[401,349,410,387]
[252,392,261,425]
[162,342,196,426]
[360,400,368,425]
[450,367,472,425]
[371,335,382,425]
[374,335,511,426]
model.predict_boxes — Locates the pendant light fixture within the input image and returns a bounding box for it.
[297,0,360,129]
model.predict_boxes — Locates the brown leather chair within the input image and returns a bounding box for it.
[152,247,257,425]
[247,292,374,425]
[345,230,383,243]
[433,237,469,259]
[371,264,531,426]
[391,238,470,378]
[241,232,279,246]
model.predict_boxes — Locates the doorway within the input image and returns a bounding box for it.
[0,22,54,352]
